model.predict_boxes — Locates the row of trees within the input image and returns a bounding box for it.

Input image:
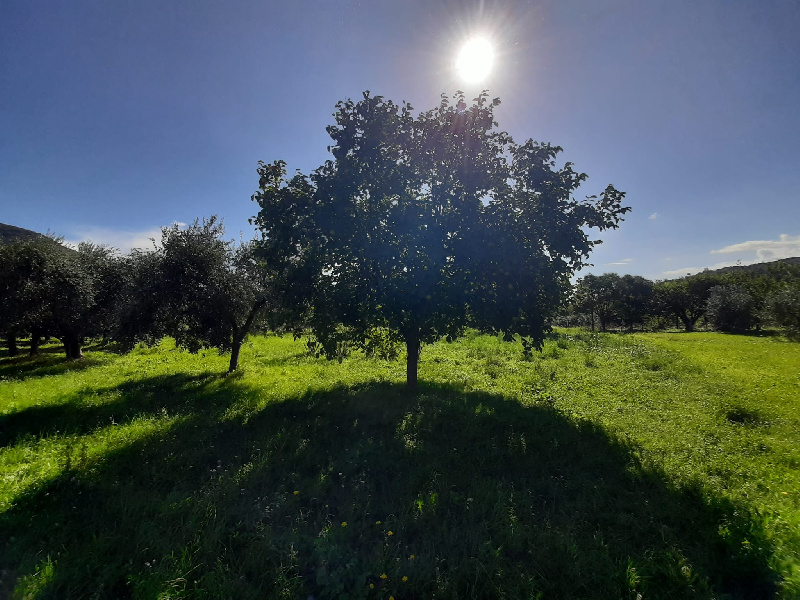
[2,90,634,389]
[570,266,800,337]
[0,219,278,372]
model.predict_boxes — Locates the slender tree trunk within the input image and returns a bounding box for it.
[229,340,242,373]
[405,333,420,392]
[29,329,41,356]
[228,297,268,374]
[7,330,18,357]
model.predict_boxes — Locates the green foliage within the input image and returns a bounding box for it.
[706,284,754,332]
[573,273,654,332]
[765,284,800,339]
[654,275,719,332]
[0,237,124,359]
[251,91,629,388]
[116,218,274,372]
[1,332,799,597]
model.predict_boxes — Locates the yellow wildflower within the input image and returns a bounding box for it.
[409,554,415,560]
[387,530,393,536]
[341,521,347,527]
[293,490,299,496]
[380,573,388,580]
[390,597,395,600]
[402,575,408,582]
[369,583,374,589]
[376,520,382,525]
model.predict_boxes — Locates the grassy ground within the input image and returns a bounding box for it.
[0,331,798,599]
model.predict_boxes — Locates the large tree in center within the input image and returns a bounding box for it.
[252,91,629,390]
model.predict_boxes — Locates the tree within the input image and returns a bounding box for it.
[617,274,654,332]
[764,282,800,340]
[573,273,622,332]
[706,284,754,332]
[46,242,124,359]
[0,237,60,356]
[655,274,719,332]
[0,237,120,359]
[252,91,629,390]
[117,218,274,372]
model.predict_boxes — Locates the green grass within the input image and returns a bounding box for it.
[1,331,798,599]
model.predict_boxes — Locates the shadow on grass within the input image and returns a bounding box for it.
[0,376,780,599]
[0,351,110,381]
[0,372,227,448]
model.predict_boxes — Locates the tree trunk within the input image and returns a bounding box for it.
[405,333,420,392]
[680,315,694,332]
[29,330,41,356]
[229,340,242,373]
[64,334,83,360]
[227,297,268,374]
[7,330,18,357]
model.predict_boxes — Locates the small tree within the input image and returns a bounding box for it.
[617,274,654,332]
[765,284,800,339]
[706,284,754,332]
[0,237,120,359]
[252,91,629,389]
[47,243,123,359]
[655,274,719,332]
[119,218,274,372]
[573,273,624,332]
[0,237,61,355]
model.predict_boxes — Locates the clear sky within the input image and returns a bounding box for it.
[2,0,799,279]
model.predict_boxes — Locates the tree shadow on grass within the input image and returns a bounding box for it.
[0,351,109,381]
[0,377,780,599]
[0,372,228,448]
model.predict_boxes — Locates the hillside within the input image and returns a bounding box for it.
[698,256,800,276]
[0,223,47,245]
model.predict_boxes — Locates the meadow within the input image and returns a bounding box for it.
[1,330,798,599]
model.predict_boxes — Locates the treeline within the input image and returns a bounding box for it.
[0,218,287,371]
[567,267,800,337]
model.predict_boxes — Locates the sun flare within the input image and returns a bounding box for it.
[456,37,494,83]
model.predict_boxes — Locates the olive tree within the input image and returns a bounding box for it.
[0,237,122,359]
[706,284,754,332]
[655,275,719,332]
[117,218,274,372]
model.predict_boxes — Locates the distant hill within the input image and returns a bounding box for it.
[698,257,800,276]
[0,224,76,257]
[0,223,48,245]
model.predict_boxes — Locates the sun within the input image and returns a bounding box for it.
[456,37,494,83]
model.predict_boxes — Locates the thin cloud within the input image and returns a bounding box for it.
[648,212,659,220]
[663,234,800,278]
[661,262,734,278]
[605,258,634,266]
[711,234,800,262]
[65,226,163,253]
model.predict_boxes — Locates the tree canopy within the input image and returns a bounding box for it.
[252,91,629,389]
[117,218,274,372]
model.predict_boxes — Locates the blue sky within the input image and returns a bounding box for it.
[2,0,799,279]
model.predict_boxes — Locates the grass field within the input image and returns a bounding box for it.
[1,331,798,599]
